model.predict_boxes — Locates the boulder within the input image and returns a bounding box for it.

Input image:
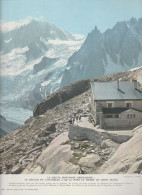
[107,133,132,144]
[11,164,23,174]
[74,143,80,149]
[127,160,142,174]
[69,125,103,144]
[22,132,80,174]
[101,139,119,149]
[98,126,142,174]
[79,154,100,168]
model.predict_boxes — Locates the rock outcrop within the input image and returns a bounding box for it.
[106,132,132,144]
[98,126,142,174]
[33,79,90,116]
[22,126,142,174]
[21,128,120,174]
[69,125,103,144]
[22,132,80,174]
[33,56,58,74]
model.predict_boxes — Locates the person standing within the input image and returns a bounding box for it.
[69,118,72,124]
[72,118,75,124]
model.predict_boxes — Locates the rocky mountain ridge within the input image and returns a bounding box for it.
[0,19,84,124]
[0,67,142,174]
[1,19,75,55]
[60,17,142,87]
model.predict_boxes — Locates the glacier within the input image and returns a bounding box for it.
[0,19,85,127]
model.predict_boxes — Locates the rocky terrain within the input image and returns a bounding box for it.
[97,126,142,174]
[0,89,91,174]
[0,67,142,174]
[22,126,142,174]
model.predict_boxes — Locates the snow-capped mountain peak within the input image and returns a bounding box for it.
[60,17,142,88]
[0,19,85,123]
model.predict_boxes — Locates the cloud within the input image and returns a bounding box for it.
[0,18,31,33]
[0,16,44,33]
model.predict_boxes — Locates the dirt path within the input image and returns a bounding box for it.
[74,116,134,137]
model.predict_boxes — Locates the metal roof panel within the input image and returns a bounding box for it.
[91,81,142,100]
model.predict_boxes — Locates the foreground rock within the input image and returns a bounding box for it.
[101,139,118,149]
[22,131,120,174]
[22,132,80,174]
[0,121,61,173]
[22,126,142,174]
[97,126,142,174]
[78,154,101,173]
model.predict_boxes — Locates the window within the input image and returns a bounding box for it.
[106,115,113,118]
[126,103,132,108]
[107,102,114,108]
[114,114,119,118]
[107,103,113,108]
[125,101,133,108]
[107,101,114,108]
[127,114,136,118]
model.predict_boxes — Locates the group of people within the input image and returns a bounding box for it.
[69,115,82,124]
[76,115,81,122]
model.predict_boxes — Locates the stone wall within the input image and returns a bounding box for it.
[103,109,142,129]
[90,91,96,122]
[68,125,103,144]
[91,99,142,128]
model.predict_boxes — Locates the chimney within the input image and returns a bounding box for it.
[117,80,125,93]
[133,80,137,89]
[117,80,120,90]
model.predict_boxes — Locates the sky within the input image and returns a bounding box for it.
[1,0,142,35]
